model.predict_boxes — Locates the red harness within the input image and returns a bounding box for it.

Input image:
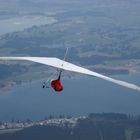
[51,79,63,92]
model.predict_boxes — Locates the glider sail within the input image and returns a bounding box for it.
[0,56,140,92]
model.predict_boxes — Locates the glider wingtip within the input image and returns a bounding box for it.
[137,88,140,92]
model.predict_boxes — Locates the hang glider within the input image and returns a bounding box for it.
[0,56,140,92]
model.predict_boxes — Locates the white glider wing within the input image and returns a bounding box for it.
[0,56,140,92]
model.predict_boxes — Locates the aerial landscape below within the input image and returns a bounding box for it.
[0,0,140,89]
[0,0,140,140]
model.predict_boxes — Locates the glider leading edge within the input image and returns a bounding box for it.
[0,56,140,92]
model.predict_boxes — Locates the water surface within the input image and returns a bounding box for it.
[0,74,140,121]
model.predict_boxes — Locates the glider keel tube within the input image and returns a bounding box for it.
[0,56,140,92]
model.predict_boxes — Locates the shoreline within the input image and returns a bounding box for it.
[0,70,129,90]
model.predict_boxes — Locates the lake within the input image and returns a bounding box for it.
[0,74,140,121]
